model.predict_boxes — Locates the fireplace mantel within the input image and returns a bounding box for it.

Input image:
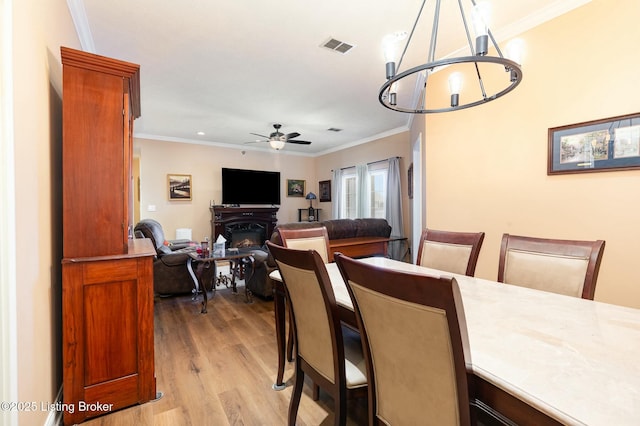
[210,206,279,248]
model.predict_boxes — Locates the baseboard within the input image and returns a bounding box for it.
[44,386,63,426]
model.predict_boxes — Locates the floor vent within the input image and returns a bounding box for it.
[321,38,355,54]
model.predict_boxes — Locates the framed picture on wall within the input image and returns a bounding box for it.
[548,112,640,175]
[319,180,331,202]
[287,179,305,197]
[168,174,192,200]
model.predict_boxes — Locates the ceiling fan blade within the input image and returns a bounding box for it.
[250,132,269,138]
[287,139,312,145]
[285,132,300,139]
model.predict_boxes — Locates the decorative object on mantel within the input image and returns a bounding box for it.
[287,179,305,197]
[379,0,523,113]
[319,180,331,202]
[168,174,192,200]
[548,112,640,175]
[305,192,317,221]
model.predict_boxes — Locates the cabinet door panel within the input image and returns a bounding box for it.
[62,67,126,258]
[84,279,137,385]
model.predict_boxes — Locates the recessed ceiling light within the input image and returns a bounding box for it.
[197,131,205,136]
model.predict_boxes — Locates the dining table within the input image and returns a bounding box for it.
[269,256,640,426]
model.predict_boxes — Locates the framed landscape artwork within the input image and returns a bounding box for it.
[319,180,331,202]
[287,179,305,197]
[548,112,640,175]
[168,174,192,200]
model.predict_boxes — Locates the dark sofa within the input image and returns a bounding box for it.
[245,218,392,298]
[134,219,216,296]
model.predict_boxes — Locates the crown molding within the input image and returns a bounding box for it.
[66,0,95,53]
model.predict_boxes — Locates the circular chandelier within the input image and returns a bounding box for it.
[379,0,523,114]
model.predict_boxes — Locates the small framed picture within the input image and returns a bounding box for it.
[168,174,192,200]
[319,180,331,202]
[548,112,640,174]
[287,179,305,197]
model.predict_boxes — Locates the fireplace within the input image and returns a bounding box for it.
[226,223,266,248]
[210,206,279,249]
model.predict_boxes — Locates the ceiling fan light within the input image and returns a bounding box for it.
[269,139,286,150]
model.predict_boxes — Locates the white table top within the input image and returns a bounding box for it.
[270,257,640,426]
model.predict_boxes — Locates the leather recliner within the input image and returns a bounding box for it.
[134,219,215,296]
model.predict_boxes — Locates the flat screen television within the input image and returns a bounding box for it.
[221,168,281,205]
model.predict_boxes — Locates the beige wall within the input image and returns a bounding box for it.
[135,138,318,242]
[422,0,640,308]
[11,0,80,423]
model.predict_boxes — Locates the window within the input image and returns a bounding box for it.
[339,163,388,219]
[340,168,357,219]
[368,163,387,218]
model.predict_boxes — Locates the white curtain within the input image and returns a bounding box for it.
[356,164,368,218]
[386,157,405,260]
[332,168,342,219]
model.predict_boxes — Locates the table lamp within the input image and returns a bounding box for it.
[305,192,317,221]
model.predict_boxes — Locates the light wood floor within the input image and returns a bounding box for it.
[83,281,367,425]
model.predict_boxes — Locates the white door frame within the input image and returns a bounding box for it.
[0,0,18,425]
[411,133,424,263]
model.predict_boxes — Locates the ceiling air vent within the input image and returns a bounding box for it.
[321,38,355,54]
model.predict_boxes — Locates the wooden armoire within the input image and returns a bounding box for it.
[60,47,156,425]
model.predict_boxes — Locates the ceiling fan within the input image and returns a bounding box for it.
[248,124,312,150]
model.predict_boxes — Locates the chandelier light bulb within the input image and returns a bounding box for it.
[505,38,525,81]
[389,81,399,106]
[505,38,525,65]
[448,72,463,107]
[472,1,491,55]
[382,31,407,79]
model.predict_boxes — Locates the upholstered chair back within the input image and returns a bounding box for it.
[278,226,331,263]
[268,242,367,425]
[417,229,485,276]
[276,254,336,382]
[336,254,472,426]
[498,234,605,300]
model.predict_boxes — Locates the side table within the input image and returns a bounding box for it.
[187,250,255,313]
[297,208,321,222]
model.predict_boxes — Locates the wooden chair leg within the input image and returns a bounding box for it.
[288,364,305,426]
[287,302,294,362]
[312,383,320,401]
[335,389,347,426]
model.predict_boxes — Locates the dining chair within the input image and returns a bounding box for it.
[335,253,477,425]
[498,234,605,300]
[278,225,332,262]
[267,242,367,426]
[277,225,333,369]
[416,228,485,276]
